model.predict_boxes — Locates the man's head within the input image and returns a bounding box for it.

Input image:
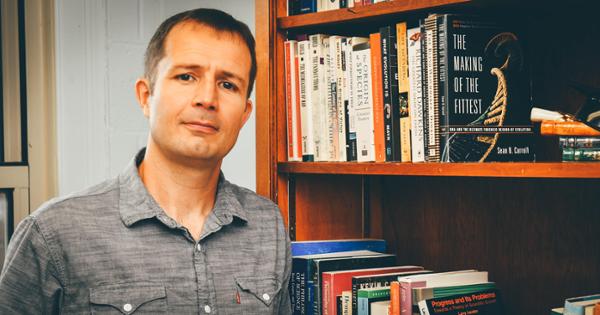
[144,9,257,98]
[135,9,255,167]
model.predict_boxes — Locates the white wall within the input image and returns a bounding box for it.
[55,0,256,195]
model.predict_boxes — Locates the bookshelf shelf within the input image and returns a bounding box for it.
[277,162,600,178]
[277,0,470,29]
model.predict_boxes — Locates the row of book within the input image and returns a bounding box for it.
[284,14,535,164]
[551,293,600,315]
[288,0,390,16]
[289,239,503,315]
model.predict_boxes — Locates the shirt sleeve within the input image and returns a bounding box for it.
[277,224,292,315]
[0,216,64,314]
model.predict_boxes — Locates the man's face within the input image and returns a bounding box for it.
[137,22,253,165]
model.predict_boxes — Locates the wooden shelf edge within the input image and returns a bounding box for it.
[278,0,471,30]
[277,162,600,178]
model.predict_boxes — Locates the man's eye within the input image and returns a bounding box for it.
[221,81,237,91]
[177,74,193,81]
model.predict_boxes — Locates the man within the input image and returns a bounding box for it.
[0,8,291,314]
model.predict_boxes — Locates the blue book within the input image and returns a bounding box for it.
[291,239,386,256]
[564,293,600,315]
[298,0,317,15]
[289,250,384,315]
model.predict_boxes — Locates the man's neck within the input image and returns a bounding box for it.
[138,144,221,240]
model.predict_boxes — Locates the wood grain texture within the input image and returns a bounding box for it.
[293,174,364,240]
[278,0,470,29]
[380,176,600,315]
[278,162,600,178]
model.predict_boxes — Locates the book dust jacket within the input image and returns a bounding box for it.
[439,15,534,162]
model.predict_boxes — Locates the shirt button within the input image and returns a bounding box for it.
[263,293,270,301]
[196,243,202,251]
[123,303,133,312]
[204,305,211,313]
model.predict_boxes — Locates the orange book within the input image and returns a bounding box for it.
[540,120,600,136]
[370,32,385,162]
[390,281,400,315]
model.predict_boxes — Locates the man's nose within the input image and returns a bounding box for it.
[193,77,218,110]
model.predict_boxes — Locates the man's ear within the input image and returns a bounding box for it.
[241,99,253,126]
[135,78,152,118]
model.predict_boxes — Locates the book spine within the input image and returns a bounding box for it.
[390,281,400,315]
[345,38,358,161]
[327,37,339,161]
[424,15,440,162]
[397,21,411,163]
[559,136,600,149]
[417,300,430,315]
[310,34,330,161]
[540,121,600,136]
[336,37,348,161]
[353,42,375,162]
[299,40,316,161]
[562,148,600,161]
[437,15,450,162]
[370,32,386,162]
[295,51,304,161]
[379,26,395,162]
[323,273,333,315]
[285,41,302,161]
[407,27,425,162]
[419,20,430,162]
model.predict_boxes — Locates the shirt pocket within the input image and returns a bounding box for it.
[89,282,167,314]
[235,275,282,311]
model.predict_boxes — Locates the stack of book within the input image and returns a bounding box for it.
[550,293,600,314]
[536,116,600,162]
[288,0,390,16]
[284,13,534,163]
[289,239,504,315]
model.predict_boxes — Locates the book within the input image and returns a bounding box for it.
[562,148,600,161]
[370,32,386,162]
[322,266,423,315]
[353,41,376,162]
[564,293,600,315]
[352,270,432,315]
[424,14,441,162]
[390,281,400,315]
[312,253,397,315]
[358,287,390,315]
[341,290,352,315]
[541,120,600,136]
[291,239,387,256]
[412,282,496,310]
[285,40,303,161]
[407,26,425,162]
[345,37,369,161]
[398,270,485,315]
[397,21,412,162]
[437,14,534,162]
[380,25,401,162]
[299,40,316,161]
[291,250,384,315]
[310,34,331,161]
[370,300,391,315]
[417,288,503,315]
[559,136,600,149]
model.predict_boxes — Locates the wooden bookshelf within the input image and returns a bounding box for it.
[278,161,600,178]
[277,0,470,29]
[255,1,600,314]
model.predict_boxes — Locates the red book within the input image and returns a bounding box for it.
[321,265,423,315]
[370,32,385,162]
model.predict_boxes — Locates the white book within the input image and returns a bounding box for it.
[284,40,302,161]
[407,27,425,162]
[334,36,347,161]
[352,41,375,162]
[398,270,486,315]
[370,300,390,315]
[345,37,369,162]
[327,36,340,161]
[310,34,330,161]
[298,40,315,161]
[328,0,340,10]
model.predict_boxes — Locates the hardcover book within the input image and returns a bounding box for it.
[417,288,504,315]
[437,14,534,162]
[291,239,387,256]
[357,287,390,315]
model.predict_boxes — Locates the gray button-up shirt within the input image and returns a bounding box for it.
[0,150,292,314]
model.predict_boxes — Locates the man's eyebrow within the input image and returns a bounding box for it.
[170,64,246,85]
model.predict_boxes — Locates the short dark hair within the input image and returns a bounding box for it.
[144,8,256,98]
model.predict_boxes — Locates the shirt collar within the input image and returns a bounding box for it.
[118,148,248,227]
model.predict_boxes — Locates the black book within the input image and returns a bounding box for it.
[380,25,401,161]
[438,14,534,162]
